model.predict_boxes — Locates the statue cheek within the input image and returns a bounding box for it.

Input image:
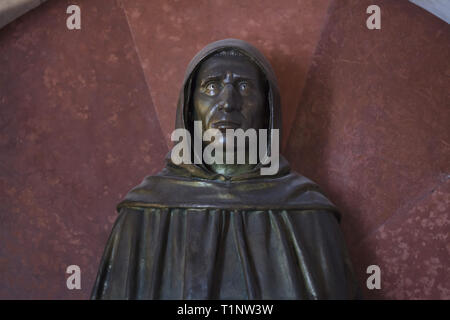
[194,98,212,118]
[247,100,264,117]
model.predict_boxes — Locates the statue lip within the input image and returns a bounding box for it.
[211,120,241,129]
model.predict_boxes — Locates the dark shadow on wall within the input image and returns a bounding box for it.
[270,52,308,150]
[268,49,309,152]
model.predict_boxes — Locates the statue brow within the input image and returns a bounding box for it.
[200,74,222,85]
[200,73,256,85]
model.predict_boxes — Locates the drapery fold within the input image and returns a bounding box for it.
[92,208,359,299]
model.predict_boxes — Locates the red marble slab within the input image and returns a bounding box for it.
[351,178,449,299]
[119,0,332,149]
[0,0,167,299]
[285,0,450,298]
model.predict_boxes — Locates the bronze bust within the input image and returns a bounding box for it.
[91,39,359,299]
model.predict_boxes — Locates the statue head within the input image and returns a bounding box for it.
[174,39,281,177]
[191,49,269,149]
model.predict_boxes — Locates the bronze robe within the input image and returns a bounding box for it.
[91,39,359,299]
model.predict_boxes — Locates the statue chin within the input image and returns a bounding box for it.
[205,138,255,165]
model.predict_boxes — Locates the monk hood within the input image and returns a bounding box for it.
[117,39,339,219]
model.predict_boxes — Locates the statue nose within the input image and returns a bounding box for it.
[218,84,239,112]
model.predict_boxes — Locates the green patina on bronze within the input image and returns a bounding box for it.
[91,39,360,299]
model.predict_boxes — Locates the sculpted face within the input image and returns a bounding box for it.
[192,53,268,148]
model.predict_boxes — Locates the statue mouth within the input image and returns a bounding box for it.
[211,120,241,130]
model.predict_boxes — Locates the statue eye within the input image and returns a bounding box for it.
[204,82,219,96]
[239,81,249,93]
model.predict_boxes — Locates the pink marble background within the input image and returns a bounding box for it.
[0,0,448,299]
